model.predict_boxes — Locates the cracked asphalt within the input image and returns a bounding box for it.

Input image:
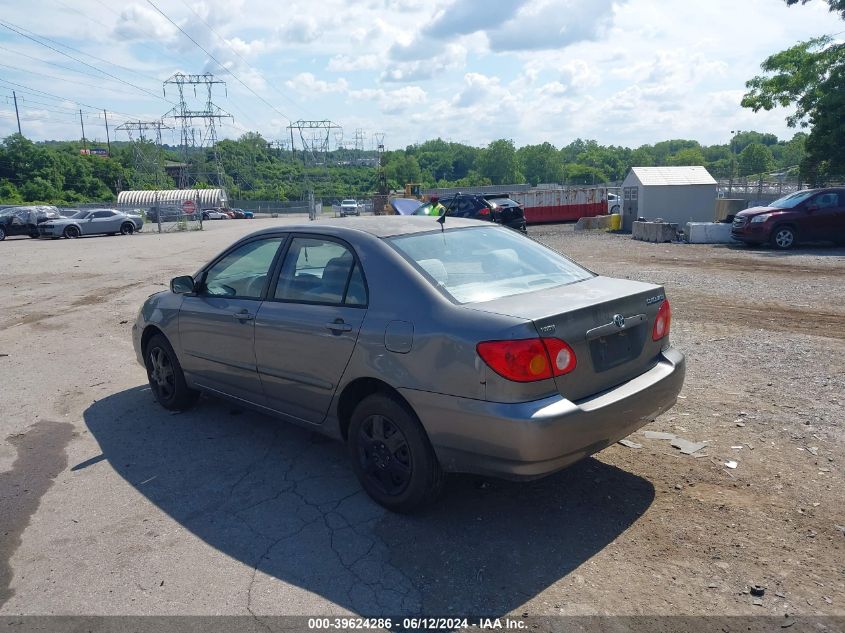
[0,217,842,619]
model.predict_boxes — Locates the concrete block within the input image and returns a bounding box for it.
[685,222,737,244]
[632,221,677,243]
[574,215,614,231]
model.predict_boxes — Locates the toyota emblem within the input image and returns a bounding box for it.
[613,314,625,328]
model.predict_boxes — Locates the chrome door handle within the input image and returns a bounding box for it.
[233,311,254,321]
[325,321,352,332]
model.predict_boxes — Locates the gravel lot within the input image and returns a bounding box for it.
[0,217,843,619]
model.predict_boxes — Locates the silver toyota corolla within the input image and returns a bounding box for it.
[132,217,684,511]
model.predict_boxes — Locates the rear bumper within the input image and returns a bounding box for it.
[400,347,685,480]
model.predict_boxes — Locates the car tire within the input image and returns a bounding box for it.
[0,226,6,241]
[611,205,620,214]
[64,225,80,239]
[120,222,135,235]
[144,334,199,411]
[347,393,445,512]
[771,225,797,250]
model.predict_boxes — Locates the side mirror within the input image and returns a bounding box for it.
[170,275,195,294]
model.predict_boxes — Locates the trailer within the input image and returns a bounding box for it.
[510,187,608,224]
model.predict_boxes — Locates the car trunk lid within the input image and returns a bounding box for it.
[469,276,668,401]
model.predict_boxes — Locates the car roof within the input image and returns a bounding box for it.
[247,216,490,239]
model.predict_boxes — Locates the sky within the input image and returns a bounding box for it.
[0,0,840,151]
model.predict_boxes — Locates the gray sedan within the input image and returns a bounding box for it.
[38,208,143,238]
[132,217,684,511]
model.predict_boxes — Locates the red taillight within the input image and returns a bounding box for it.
[476,338,576,382]
[652,299,671,341]
[542,338,577,376]
[478,207,491,216]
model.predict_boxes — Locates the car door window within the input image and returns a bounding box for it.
[201,237,284,299]
[274,237,367,306]
[91,211,113,219]
[814,193,839,208]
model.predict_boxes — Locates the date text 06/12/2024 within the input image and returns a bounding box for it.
[307,617,527,630]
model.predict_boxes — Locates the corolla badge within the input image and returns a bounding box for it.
[613,314,625,328]
[646,294,665,305]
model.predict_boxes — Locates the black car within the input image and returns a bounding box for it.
[414,193,527,232]
[0,206,62,241]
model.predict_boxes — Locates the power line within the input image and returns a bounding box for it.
[0,52,162,99]
[144,0,292,124]
[0,19,171,104]
[0,78,138,119]
[175,0,304,118]
[0,18,165,86]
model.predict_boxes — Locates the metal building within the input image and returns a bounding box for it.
[621,167,717,230]
[116,188,228,208]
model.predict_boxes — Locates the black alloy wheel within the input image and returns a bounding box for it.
[144,334,199,411]
[348,393,444,512]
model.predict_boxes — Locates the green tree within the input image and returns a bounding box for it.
[668,147,706,166]
[738,143,774,176]
[802,66,845,182]
[0,179,23,204]
[476,139,523,185]
[563,163,607,185]
[517,142,563,185]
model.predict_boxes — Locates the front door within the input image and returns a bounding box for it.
[178,236,285,404]
[254,236,368,424]
[82,210,120,234]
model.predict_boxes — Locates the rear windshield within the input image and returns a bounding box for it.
[388,226,593,304]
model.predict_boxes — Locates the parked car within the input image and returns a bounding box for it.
[231,208,246,219]
[202,209,229,220]
[414,193,527,233]
[0,205,62,240]
[731,187,845,249]
[243,210,254,219]
[340,199,361,216]
[607,192,621,214]
[38,208,143,239]
[133,217,684,511]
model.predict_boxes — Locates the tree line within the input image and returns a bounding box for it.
[0,129,811,206]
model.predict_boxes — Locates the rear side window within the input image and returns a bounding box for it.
[274,237,368,306]
[389,227,593,304]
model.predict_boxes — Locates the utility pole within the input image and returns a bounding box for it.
[103,109,111,156]
[79,110,87,151]
[12,91,21,135]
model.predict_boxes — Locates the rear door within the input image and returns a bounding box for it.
[811,191,845,240]
[178,235,286,404]
[254,235,368,424]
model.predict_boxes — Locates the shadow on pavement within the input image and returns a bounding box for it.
[83,385,655,616]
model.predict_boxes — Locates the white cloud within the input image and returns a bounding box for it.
[327,54,381,72]
[114,4,180,42]
[350,86,428,113]
[278,15,322,44]
[285,72,348,94]
[381,43,467,82]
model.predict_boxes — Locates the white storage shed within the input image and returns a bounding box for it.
[620,167,717,230]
